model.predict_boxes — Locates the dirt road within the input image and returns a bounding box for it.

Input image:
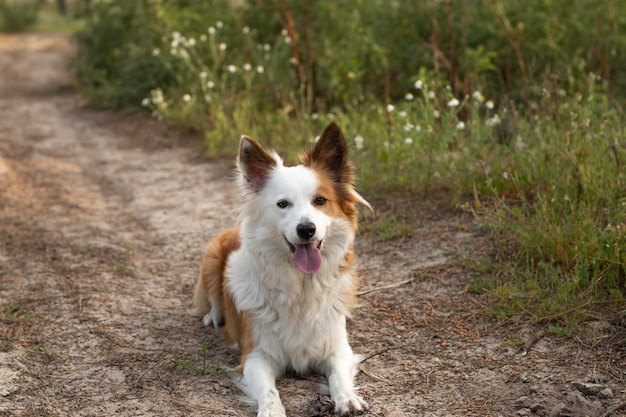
[0,33,624,417]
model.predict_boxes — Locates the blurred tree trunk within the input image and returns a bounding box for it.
[57,0,67,15]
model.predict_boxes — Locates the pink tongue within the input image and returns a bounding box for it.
[293,242,322,274]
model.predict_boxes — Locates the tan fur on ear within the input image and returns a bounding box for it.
[301,122,372,219]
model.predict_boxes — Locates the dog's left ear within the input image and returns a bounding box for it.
[302,121,352,184]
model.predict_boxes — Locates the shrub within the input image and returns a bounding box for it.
[0,0,41,32]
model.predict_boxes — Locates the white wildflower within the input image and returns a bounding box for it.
[256,65,264,74]
[456,121,466,130]
[242,26,250,35]
[243,63,252,72]
[404,138,413,145]
[433,110,440,118]
[403,123,414,132]
[447,98,460,107]
[386,104,395,113]
[141,97,150,107]
[182,94,191,103]
[227,65,237,73]
[428,91,436,99]
[215,20,224,29]
[405,92,414,101]
[415,80,423,90]
[354,135,364,150]
[486,114,501,126]
[472,91,484,102]
[208,26,215,34]
[152,48,160,57]
[207,81,215,89]
[486,100,494,109]
[218,43,227,51]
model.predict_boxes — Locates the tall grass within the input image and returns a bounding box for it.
[74,0,626,332]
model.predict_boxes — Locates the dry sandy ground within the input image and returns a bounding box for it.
[0,33,624,417]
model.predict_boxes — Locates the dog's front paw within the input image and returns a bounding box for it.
[333,393,368,416]
[257,402,286,417]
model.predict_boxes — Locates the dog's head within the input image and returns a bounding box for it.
[237,122,370,274]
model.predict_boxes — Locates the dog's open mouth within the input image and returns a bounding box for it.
[285,237,322,274]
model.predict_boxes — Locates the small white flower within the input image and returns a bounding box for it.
[284,36,292,44]
[405,92,414,101]
[207,81,215,89]
[415,80,423,90]
[386,104,395,113]
[347,71,355,79]
[433,110,440,118]
[179,49,190,60]
[187,38,196,47]
[472,91,484,102]
[281,29,288,36]
[263,43,271,51]
[404,138,413,145]
[242,26,250,35]
[354,135,364,150]
[141,97,150,106]
[218,43,227,51]
[243,63,252,71]
[486,114,501,126]
[426,124,433,133]
[398,111,407,118]
[289,57,298,65]
[200,34,207,42]
[310,113,319,120]
[215,20,224,29]
[152,48,160,57]
[208,26,215,34]
[415,125,422,132]
[403,123,414,132]
[428,91,436,100]
[227,65,237,73]
[486,100,494,109]
[199,71,208,79]
[182,94,191,102]
[502,171,509,179]
[447,98,460,107]
[456,121,466,130]
[256,65,264,74]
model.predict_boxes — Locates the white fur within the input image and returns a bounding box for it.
[227,156,367,416]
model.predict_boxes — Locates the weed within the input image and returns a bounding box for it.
[173,338,224,376]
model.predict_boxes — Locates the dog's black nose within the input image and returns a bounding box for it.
[297,222,316,240]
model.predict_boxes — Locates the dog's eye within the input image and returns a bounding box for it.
[314,196,328,206]
[276,199,289,209]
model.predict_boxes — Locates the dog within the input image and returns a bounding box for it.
[191,122,371,416]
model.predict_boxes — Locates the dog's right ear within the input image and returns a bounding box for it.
[238,136,277,192]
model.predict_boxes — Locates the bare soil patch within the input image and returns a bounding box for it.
[0,33,624,417]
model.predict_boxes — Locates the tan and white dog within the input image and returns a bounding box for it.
[191,122,370,416]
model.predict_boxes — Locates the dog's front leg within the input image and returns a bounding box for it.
[240,351,286,417]
[321,337,368,415]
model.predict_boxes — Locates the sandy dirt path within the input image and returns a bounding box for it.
[0,34,624,417]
